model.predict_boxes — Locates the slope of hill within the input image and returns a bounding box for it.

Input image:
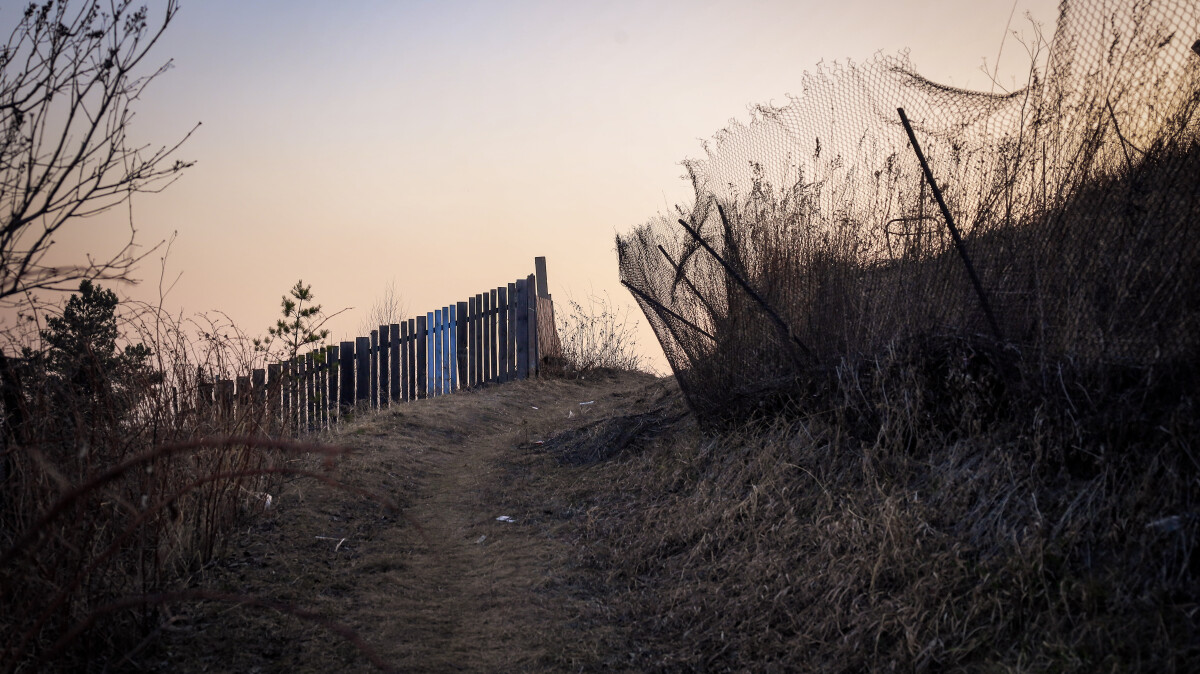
[141,356,1197,672]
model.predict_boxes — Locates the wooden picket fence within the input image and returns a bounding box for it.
[194,257,562,434]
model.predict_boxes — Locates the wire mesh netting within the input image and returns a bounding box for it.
[618,0,1200,420]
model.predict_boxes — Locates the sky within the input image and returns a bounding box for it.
[17,0,1061,372]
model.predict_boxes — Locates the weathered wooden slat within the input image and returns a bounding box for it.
[467,296,477,387]
[400,321,410,401]
[356,336,370,406]
[527,273,539,377]
[252,368,266,405]
[218,379,234,421]
[339,341,354,413]
[235,376,250,421]
[489,288,499,382]
[476,295,485,385]
[497,287,509,383]
[515,278,529,380]
[481,292,491,384]
[407,318,417,400]
[441,307,452,393]
[327,345,339,425]
[448,305,458,393]
[510,282,519,381]
[317,348,327,428]
[294,357,303,431]
[278,363,289,430]
[370,330,379,408]
[379,325,390,408]
[284,359,296,426]
[389,322,401,402]
[416,314,428,399]
[306,352,316,431]
[267,363,281,434]
[535,256,549,299]
[456,301,468,389]
[433,308,443,396]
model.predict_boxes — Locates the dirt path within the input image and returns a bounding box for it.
[143,370,669,673]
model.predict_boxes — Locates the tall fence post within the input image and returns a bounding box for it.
[407,318,417,400]
[306,351,316,431]
[488,289,498,382]
[441,307,452,392]
[456,301,469,389]
[508,282,517,382]
[267,363,281,435]
[328,345,339,426]
[389,323,401,403]
[433,309,444,396]
[379,325,390,408]
[370,330,379,408]
[339,341,354,414]
[482,292,492,384]
[416,314,428,399]
[463,295,472,386]
[448,305,458,393]
[217,379,234,421]
[356,336,370,407]
[515,278,530,380]
[535,256,549,300]
[400,321,411,401]
[252,368,266,430]
[527,273,539,377]
[497,286,509,383]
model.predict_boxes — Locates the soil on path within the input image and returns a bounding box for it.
[141,370,678,673]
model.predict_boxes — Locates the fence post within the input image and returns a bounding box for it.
[488,289,499,382]
[527,273,539,377]
[252,368,266,430]
[448,306,458,393]
[379,325,390,408]
[535,256,549,299]
[327,345,339,426]
[236,374,250,419]
[482,292,492,384]
[389,323,401,403]
[339,341,355,414]
[511,280,520,381]
[370,330,379,408]
[277,362,289,431]
[515,278,529,380]
[441,307,452,393]
[407,318,417,400]
[298,357,309,429]
[400,321,411,401]
[456,301,469,389]
[216,379,233,423]
[252,368,266,403]
[416,314,428,399]
[355,336,370,407]
[497,287,509,383]
[304,351,315,432]
[436,309,446,395]
[464,296,474,386]
[266,364,281,435]
[319,348,329,429]
[302,354,312,428]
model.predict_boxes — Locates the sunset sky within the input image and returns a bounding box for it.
[21,0,1060,371]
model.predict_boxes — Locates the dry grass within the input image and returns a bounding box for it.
[0,303,375,672]
[540,351,1199,671]
[553,292,645,376]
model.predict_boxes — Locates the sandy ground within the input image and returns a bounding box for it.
[136,370,675,673]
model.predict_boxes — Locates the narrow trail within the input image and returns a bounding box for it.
[147,370,667,673]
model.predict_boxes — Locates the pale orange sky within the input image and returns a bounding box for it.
[18,0,1060,372]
